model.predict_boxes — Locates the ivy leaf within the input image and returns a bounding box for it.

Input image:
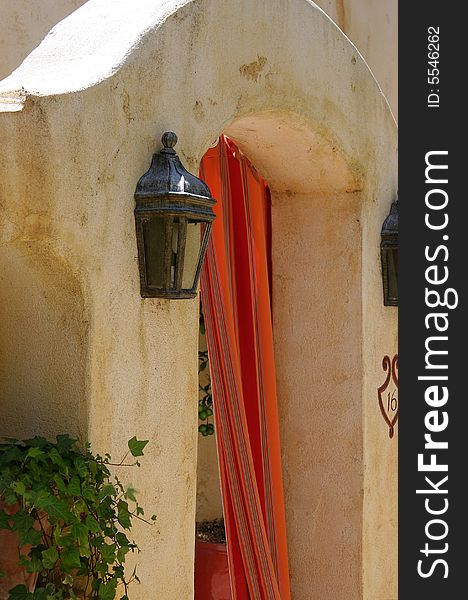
[127,437,148,458]
[18,525,42,547]
[19,548,43,573]
[48,448,67,471]
[98,484,116,501]
[116,545,130,563]
[30,586,50,600]
[98,577,118,600]
[31,490,53,510]
[10,510,34,533]
[67,476,81,497]
[115,532,129,546]
[53,523,72,547]
[23,436,47,449]
[82,484,98,502]
[55,434,76,453]
[117,500,131,529]
[7,585,33,599]
[72,523,89,548]
[86,514,101,534]
[100,542,117,564]
[113,565,124,580]
[2,487,18,505]
[53,474,67,493]
[61,546,82,570]
[0,445,23,465]
[48,499,72,522]
[26,447,44,460]
[73,456,89,479]
[41,546,59,569]
[11,481,26,496]
[34,491,71,522]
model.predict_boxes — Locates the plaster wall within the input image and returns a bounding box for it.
[0,0,87,81]
[0,0,397,597]
[195,430,223,522]
[0,243,88,441]
[272,189,362,598]
[316,0,397,117]
[0,0,397,117]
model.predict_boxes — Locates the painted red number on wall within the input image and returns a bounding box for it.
[378,355,398,438]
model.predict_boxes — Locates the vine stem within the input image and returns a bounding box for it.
[130,511,155,526]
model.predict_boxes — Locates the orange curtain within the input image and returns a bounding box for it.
[199,137,291,600]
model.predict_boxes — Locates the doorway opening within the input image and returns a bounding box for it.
[193,110,363,599]
[194,135,288,599]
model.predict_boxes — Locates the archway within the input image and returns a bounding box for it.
[226,112,362,599]
[195,112,365,598]
[0,1,397,597]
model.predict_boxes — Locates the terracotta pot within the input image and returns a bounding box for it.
[0,501,43,600]
[195,539,232,600]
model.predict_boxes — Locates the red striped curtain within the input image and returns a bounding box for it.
[199,136,291,600]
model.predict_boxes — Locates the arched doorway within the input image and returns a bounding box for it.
[195,112,364,599]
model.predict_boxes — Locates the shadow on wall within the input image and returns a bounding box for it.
[0,243,89,441]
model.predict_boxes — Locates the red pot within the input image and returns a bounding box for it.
[195,539,232,600]
[0,501,41,600]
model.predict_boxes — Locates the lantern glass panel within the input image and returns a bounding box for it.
[386,247,398,303]
[143,216,166,289]
[182,221,201,290]
[171,219,179,287]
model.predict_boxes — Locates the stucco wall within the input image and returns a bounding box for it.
[196,433,223,521]
[315,0,397,117]
[0,244,88,441]
[0,1,397,598]
[272,189,362,598]
[0,0,87,81]
[0,1,396,117]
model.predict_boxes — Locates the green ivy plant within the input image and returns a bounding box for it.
[0,435,155,600]
[198,310,214,437]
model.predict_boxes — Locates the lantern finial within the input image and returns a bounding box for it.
[161,131,178,153]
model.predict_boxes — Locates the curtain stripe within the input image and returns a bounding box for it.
[200,137,291,600]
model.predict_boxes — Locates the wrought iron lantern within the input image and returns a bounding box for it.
[380,198,398,306]
[134,132,216,299]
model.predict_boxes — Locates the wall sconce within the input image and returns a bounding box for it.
[380,198,398,306]
[134,132,216,299]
